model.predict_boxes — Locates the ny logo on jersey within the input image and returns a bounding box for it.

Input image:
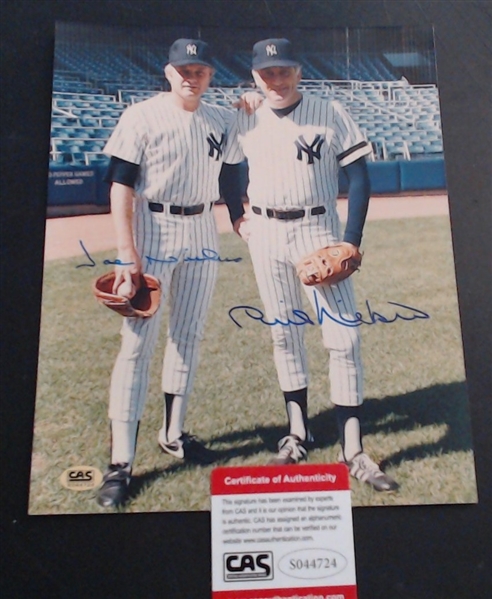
[265,44,277,56]
[295,134,325,164]
[207,133,225,160]
[186,44,197,55]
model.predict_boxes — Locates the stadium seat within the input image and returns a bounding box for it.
[101,118,119,127]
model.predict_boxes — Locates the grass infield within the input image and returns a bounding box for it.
[29,215,477,513]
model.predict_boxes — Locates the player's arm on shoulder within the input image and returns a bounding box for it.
[341,157,370,248]
[232,90,264,114]
[105,158,143,298]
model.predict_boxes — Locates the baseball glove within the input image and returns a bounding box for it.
[93,272,161,318]
[296,243,362,286]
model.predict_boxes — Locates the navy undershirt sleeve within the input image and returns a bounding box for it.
[104,156,140,188]
[341,157,370,247]
[219,163,245,224]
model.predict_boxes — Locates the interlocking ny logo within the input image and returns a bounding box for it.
[295,134,325,164]
[207,133,225,160]
[266,44,277,56]
[186,44,197,55]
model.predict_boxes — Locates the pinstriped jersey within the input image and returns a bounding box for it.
[103,93,239,205]
[224,95,371,208]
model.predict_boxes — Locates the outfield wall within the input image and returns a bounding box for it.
[47,157,446,213]
[339,156,446,194]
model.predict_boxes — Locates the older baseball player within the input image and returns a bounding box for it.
[96,39,245,508]
[226,38,398,492]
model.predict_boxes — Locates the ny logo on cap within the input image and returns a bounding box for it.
[266,44,277,56]
[186,44,197,55]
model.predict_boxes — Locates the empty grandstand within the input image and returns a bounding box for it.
[50,79,443,166]
[48,23,445,213]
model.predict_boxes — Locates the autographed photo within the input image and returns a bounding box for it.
[29,22,478,514]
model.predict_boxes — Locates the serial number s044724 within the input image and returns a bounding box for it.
[279,548,348,580]
[290,557,338,570]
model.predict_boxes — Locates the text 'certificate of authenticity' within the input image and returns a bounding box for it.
[211,464,357,599]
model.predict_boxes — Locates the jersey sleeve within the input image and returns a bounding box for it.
[103,104,146,165]
[342,157,370,247]
[331,101,372,167]
[104,156,140,187]
[223,111,245,165]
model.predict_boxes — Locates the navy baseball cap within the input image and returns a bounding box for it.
[252,38,300,70]
[168,38,214,67]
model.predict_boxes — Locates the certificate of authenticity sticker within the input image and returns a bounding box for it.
[211,464,357,599]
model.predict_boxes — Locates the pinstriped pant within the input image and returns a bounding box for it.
[247,208,363,406]
[109,202,218,422]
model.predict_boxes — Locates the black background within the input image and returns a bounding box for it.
[1,1,491,597]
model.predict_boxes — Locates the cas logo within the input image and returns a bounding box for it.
[223,551,274,582]
[60,466,103,491]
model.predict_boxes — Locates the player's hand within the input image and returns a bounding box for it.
[233,215,251,242]
[112,248,142,299]
[233,91,264,115]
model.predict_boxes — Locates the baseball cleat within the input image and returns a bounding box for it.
[269,434,308,465]
[96,463,131,508]
[338,451,399,492]
[159,432,217,464]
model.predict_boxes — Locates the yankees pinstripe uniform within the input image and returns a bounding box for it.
[96,39,242,508]
[105,94,228,414]
[228,96,367,396]
[226,38,398,491]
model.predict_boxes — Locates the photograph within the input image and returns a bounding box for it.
[28,20,478,515]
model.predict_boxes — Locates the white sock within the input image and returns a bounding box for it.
[111,419,139,466]
[287,402,307,441]
[342,417,363,461]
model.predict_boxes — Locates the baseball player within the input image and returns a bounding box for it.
[96,39,245,508]
[226,38,399,492]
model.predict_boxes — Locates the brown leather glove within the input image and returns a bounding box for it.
[93,272,161,318]
[296,243,362,286]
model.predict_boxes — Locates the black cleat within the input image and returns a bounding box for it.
[159,432,217,465]
[96,463,131,508]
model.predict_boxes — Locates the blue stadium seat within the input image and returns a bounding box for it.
[101,118,119,127]
[86,153,110,165]
[80,117,100,127]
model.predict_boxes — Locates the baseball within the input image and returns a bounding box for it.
[117,279,134,298]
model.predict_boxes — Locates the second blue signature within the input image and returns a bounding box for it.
[228,290,430,328]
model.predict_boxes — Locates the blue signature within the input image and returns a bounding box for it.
[228,290,430,328]
[76,240,242,268]
[145,248,242,266]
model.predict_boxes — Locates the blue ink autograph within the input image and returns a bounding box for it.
[228,291,430,328]
[76,240,242,268]
[76,240,132,268]
[145,248,242,266]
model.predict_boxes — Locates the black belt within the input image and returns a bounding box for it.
[148,202,209,215]
[251,205,326,220]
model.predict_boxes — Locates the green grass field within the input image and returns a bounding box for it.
[29,215,478,514]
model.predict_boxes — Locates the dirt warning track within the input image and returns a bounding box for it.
[43,195,449,261]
